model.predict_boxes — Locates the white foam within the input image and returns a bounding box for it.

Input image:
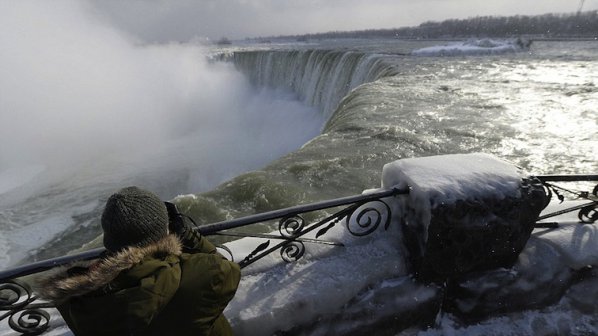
[0,165,45,195]
[3,215,74,266]
[412,39,529,57]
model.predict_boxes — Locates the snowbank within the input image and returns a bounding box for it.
[224,199,408,335]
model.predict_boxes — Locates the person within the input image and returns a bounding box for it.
[35,186,241,336]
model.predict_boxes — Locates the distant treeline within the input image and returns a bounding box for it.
[265,11,598,40]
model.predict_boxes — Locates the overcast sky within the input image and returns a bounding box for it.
[88,0,598,42]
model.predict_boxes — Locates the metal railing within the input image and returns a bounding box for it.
[535,175,598,226]
[0,187,408,335]
[0,175,596,335]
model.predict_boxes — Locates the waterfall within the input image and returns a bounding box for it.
[230,50,398,117]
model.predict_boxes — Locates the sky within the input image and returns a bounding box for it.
[88,0,598,42]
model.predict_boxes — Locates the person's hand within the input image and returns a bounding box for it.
[165,202,185,235]
[165,202,202,248]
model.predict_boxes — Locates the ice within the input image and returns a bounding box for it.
[420,308,596,336]
[448,236,573,318]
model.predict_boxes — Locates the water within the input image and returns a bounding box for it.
[183,39,596,222]
[1,36,597,335]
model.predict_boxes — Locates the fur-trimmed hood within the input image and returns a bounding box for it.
[35,235,182,302]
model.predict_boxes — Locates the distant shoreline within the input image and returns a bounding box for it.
[249,11,598,43]
[250,35,598,45]
[250,36,598,44]
[394,36,598,42]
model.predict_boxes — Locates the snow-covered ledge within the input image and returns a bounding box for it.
[382,153,546,281]
[382,153,524,243]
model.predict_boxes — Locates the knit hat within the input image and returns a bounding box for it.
[101,186,169,252]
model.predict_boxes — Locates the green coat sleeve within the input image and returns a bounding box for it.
[175,253,241,335]
[180,231,218,254]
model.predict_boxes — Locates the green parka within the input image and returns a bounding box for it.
[36,234,240,336]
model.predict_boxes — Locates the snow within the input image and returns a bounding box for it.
[412,39,529,57]
[224,202,408,335]
[382,153,522,202]
[381,153,523,241]
[534,201,598,270]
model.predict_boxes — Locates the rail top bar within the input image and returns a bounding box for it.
[536,175,598,182]
[0,187,407,282]
[0,248,105,283]
[197,187,408,235]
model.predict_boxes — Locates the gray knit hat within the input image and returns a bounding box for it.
[101,186,169,252]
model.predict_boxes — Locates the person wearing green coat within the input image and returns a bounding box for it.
[35,186,241,336]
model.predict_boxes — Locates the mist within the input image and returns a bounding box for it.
[0,0,322,197]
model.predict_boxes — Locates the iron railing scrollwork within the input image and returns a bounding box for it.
[534,175,598,227]
[0,280,53,335]
[208,188,403,268]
